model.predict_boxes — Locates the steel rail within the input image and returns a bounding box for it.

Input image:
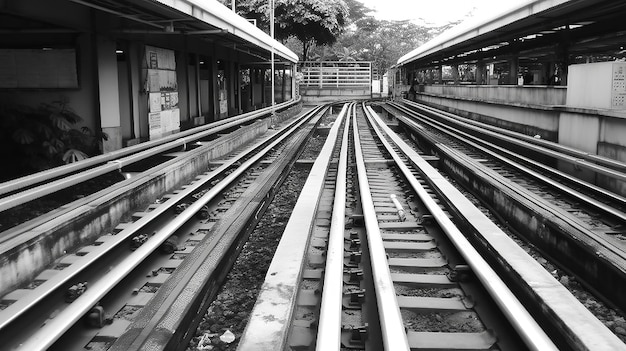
[363,104,559,351]
[367,104,625,349]
[391,102,626,222]
[397,100,626,183]
[406,100,626,172]
[13,105,320,351]
[0,99,298,200]
[315,103,352,350]
[0,104,323,335]
[353,111,410,351]
[237,103,350,350]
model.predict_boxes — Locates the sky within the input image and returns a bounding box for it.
[357,0,531,26]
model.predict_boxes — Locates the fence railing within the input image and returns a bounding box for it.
[300,61,371,88]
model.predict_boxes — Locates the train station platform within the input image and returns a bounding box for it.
[391,0,626,194]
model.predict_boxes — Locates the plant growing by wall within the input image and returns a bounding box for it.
[0,98,107,181]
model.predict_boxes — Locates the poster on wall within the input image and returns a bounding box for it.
[149,112,161,139]
[144,46,179,140]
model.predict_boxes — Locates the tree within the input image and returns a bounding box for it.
[228,0,349,61]
[220,0,462,76]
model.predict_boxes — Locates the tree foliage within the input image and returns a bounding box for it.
[220,0,461,75]
[224,0,349,60]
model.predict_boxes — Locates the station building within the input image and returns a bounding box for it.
[0,0,298,153]
[391,0,626,195]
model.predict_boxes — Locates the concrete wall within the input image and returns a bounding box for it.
[300,86,371,105]
[424,85,567,106]
[415,87,562,140]
[410,84,626,195]
[0,33,98,134]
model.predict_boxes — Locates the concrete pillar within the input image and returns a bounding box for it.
[451,65,460,84]
[96,36,122,153]
[211,57,219,120]
[128,43,142,141]
[508,56,519,85]
[436,66,443,84]
[292,63,297,99]
[476,61,485,85]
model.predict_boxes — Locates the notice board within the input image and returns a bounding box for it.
[144,46,180,140]
[0,49,78,88]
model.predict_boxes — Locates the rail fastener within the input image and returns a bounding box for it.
[66,282,88,303]
[175,203,189,214]
[130,234,149,251]
[342,325,368,348]
[197,205,210,219]
[86,305,110,328]
[448,264,473,282]
[160,235,179,254]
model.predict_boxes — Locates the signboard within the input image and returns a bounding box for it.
[144,46,180,139]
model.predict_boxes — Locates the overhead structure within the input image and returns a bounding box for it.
[397,0,626,83]
[68,0,297,64]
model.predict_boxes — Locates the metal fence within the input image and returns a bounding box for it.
[300,61,371,88]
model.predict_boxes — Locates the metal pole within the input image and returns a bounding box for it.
[270,0,275,115]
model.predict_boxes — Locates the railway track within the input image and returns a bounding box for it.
[2,99,625,350]
[0,102,301,302]
[239,102,623,350]
[0,103,325,350]
[385,100,626,312]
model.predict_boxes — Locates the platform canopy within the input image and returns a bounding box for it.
[397,0,626,68]
[67,0,298,63]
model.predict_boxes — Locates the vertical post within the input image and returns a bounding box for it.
[476,60,485,85]
[270,0,275,115]
[451,64,460,84]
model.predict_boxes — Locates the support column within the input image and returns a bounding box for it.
[436,65,443,84]
[451,65,460,84]
[122,42,142,143]
[476,60,485,85]
[211,57,220,119]
[96,36,122,153]
[508,55,519,85]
